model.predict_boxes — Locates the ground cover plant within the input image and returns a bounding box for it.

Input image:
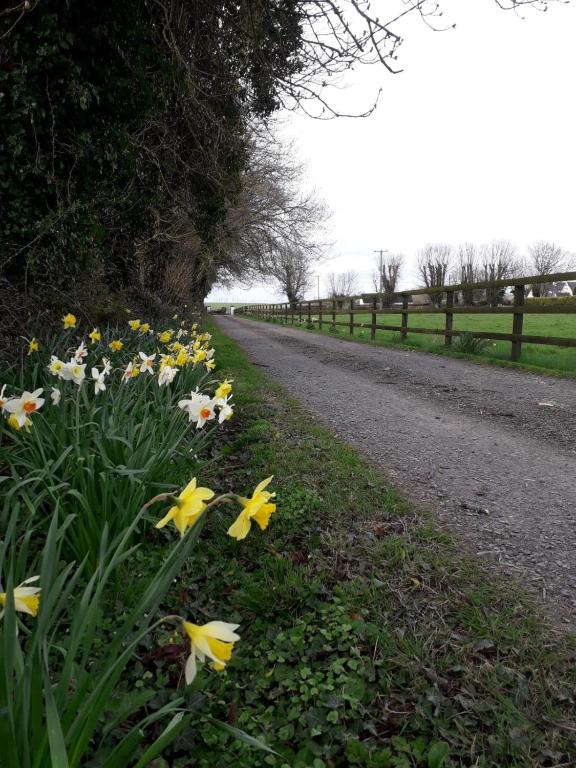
[0,314,278,766]
[190,319,576,767]
[257,312,576,376]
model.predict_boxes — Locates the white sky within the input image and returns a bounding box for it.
[207,0,576,303]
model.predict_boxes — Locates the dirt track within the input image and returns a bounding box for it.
[216,316,576,626]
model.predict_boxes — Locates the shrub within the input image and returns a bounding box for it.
[453,331,488,354]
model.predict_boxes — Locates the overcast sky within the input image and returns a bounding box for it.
[207,0,576,303]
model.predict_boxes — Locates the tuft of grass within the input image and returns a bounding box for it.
[189,318,576,768]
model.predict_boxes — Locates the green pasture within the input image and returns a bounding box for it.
[291,311,576,375]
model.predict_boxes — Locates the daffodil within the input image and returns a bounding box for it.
[178,391,215,428]
[158,365,178,386]
[139,323,151,334]
[205,359,216,371]
[138,351,156,374]
[175,349,189,367]
[214,379,233,400]
[155,477,215,537]
[128,319,141,331]
[51,387,61,406]
[60,361,86,386]
[89,328,101,343]
[62,313,77,329]
[227,477,276,541]
[4,389,45,428]
[0,577,41,617]
[0,384,9,412]
[7,414,32,431]
[48,356,65,376]
[181,620,240,684]
[73,341,88,361]
[216,396,233,423]
[102,357,112,375]
[159,330,173,344]
[92,368,106,394]
[109,340,123,352]
[27,338,39,355]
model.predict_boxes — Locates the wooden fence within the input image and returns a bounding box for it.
[236,271,576,362]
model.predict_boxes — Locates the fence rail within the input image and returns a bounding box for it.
[236,271,576,362]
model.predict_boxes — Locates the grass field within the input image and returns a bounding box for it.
[268,312,576,376]
[200,318,576,767]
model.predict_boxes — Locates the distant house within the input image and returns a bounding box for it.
[411,293,432,306]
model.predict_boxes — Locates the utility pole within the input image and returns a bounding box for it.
[373,249,388,294]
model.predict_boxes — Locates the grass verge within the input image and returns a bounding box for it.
[185,320,576,768]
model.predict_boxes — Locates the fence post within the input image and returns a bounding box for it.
[319,299,323,331]
[445,290,454,346]
[308,300,311,324]
[291,301,295,325]
[349,297,354,335]
[371,297,376,340]
[511,284,525,361]
[401,295,409,341]
[332,299,336,330]
[298,301,302,325]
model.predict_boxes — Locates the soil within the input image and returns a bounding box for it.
[216,316,576,628]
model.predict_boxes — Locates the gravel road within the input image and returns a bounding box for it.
[216,316,576,626]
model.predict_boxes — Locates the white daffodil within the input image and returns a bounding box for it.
[178,390,216,428]
[102,357,112,375]
[205,347,215,361]
[216,396,234,424]
[60,360,86,386]
[48,356,65,377]
[4,389,45,428]
[0,575,41,616]
[122,361,135,382]
[92,368,106,395]
[50,387,61,406]
[73,341,88,361]
[0,384,9,412]
[138,351,156,374]
[158,365,178,387]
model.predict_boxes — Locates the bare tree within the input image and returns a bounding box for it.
[417,244,452,307]
[479,240,523,306]
[528,241,569,296]
[453,243,479,305]
[267,247,315,306]
[326,271,359,300]
[372,253,403,306]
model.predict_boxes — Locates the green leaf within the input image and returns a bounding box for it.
[428,741,450,768]
[208,719,278,755]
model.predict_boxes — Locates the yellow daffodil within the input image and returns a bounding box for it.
[160,354,176,369]
[181,619,240,684]
[139,323,151,334]
[155,478,214,537]
[205,359,216,371]
[227,477,276,541]
[128,319,141,331]
[109,340,123,352]
[62,313,77,329]
[89,328,101,343]
[193,349,206,363]
[159,330,173,344]
[170,341,184,353]
[0,577,41,616]
[27,338,39,355]
[214,379,233,400]
[175,349,189,367]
